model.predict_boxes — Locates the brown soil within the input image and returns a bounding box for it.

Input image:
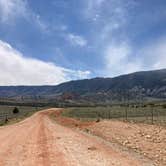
[55,110,165,166]
[0,108,155,166]
[87,120,166,166]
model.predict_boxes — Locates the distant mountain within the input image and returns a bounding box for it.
[0,69,166,104]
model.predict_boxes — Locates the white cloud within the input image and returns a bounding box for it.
[0,0,27,23]
[140,38,166,70]
[84,0,128,25]
[84,0,147,76]
[85,0,105,18]
[33,14,48,32]
[0,0,48,32]
[67,34,87,47]
[104,38,166,77]
[104,42,142,76]
[0,40,90,85]
[66,69,91,80]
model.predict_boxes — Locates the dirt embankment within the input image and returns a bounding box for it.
[54,110,166,166]
[0,108,155,166]
[87,120,166,166]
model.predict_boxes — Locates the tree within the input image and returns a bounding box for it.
[13,107,19,114]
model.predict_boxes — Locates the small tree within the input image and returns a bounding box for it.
[13,107,19,114]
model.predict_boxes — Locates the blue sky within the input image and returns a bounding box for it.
[0,0,166,85]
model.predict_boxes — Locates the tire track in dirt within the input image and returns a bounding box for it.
[0,108,155,166]
[36,114,51,166]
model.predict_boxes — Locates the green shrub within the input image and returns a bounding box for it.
[13,107,19,114]
[162,104,166,109]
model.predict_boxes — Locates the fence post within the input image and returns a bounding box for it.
[5,115,8,123]
[109,109,111,119]
[125,106,128,121]
[151,108,154,124]
[145,110,148,121]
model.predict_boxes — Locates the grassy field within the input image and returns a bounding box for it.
[0,105,45,125]
[63,105,166,125]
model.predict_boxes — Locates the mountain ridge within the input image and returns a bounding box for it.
[0,68,165,103]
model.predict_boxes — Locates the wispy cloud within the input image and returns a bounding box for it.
[0,40,90,85]
[84,0,105,20]
[0,0,48,32]
[83,0,140,76]
[104,42,142,76]
[0,0,165,80]
[100,1,166,76]
[0,0,27,23]
[104,37,166,77]
[67,33,87,47]
[139,38,166,70]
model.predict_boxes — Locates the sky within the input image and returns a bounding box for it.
[0,0,166,85]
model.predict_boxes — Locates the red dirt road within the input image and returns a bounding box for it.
[0,109,154,166]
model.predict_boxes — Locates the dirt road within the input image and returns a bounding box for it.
[0,109,154,166]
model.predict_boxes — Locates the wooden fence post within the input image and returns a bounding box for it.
[151,108,154,124]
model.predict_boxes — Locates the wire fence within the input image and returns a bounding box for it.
[66,106,166,125]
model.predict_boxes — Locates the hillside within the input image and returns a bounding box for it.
[0,69,166,104]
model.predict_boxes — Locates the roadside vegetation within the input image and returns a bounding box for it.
[0,105,45,126]
[63,102,166,125]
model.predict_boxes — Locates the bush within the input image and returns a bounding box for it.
[162,104,166,109]
[13,107,19,114]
